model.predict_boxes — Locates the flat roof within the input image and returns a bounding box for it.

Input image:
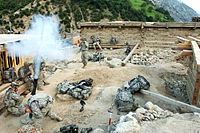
[0,34,26,44]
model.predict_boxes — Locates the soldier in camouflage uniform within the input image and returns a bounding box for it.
[3,67,17,83]
[19,93,62,129]
[78,38,89,68]
[3,82,24,116]
[37,62,49,90]
[18,62,33,91]
[90,35,102,51]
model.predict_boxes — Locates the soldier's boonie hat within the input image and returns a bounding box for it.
[18,104,28,114]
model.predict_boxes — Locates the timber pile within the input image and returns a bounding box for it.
[174,36,200,59]
[174,36,200,106]
[89,43,137,49]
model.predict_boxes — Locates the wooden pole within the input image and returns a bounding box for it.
[175,36,191,45]
[192,72,200,105]
[188,36,200,43]
[121,43,139,66]
[141,89,200,113]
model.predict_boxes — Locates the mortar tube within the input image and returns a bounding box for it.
[31,78,38,95]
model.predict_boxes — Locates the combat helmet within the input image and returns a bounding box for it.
[11,82,19,88]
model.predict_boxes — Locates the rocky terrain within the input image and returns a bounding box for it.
[0,47,199,133]
[150,0,200,22]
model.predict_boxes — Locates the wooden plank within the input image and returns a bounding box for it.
[191,41,200,72]
[174,50,193,60]
[79,22,200,28]
[88,44,137,49]
[141,89,200,112]
[0,83,10,93]
[188,36,200,42]
[172,43,192,50]
[175,36,191,44]
[121,43,139,66]
[192,72,200,105]
[186,76,194,104]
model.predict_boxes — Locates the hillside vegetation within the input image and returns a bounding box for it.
[0,0,174,34]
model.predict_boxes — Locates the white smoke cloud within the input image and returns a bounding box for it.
[7,14,73,61]
[6,14,74,78]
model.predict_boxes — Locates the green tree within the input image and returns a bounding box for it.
[148,6,153,13]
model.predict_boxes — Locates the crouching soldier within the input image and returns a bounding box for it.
[90,35,102,51]
[3,82,24,116]
[18,93,62,129]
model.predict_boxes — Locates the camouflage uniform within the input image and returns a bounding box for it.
[18,62,33,91]
[37,62,49,90]
[79,40,89,67]
[91,36,102,51]
[27,93,62,128]
[37,70,46,90]
[3,86,24,115]
[3,67,17,83]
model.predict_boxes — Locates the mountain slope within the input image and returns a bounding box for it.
[150,0,200,22]
[0,0,174,34]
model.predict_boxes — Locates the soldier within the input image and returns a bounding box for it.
[3,82,24,116]
[18,62,33,91]
[90,35,102,51]
[18,93,62,129]
[124,41,131,55]
[37,61,49,91]
[3,67,17,83]
[78,38,89,68]
[110,37,117,44]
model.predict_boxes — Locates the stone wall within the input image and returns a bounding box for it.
[185,56,200,107]
[79,22,200,47]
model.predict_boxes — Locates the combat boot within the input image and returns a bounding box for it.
[37,87,44,91]
[4,110,10,117]
[56,116,63,122]
[44,82,50,86]
[82,64,86,68]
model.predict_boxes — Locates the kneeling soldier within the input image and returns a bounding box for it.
[3,82,24,116]
[19,93,62,129]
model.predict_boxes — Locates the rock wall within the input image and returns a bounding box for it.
[185,56,200,106]
[79,22,200,47]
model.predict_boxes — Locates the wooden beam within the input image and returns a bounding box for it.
[188,36,200,42]
[174,50,193,60]
[121,43,139,66]
[192,72,200,105]
[172,43,192,50]
[141,89,200,112]
[191,41,200,72]
[175,36,191,45]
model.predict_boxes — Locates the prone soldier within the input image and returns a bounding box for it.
[3,82,24,116]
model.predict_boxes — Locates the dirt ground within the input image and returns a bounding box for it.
[0,48,200,133]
